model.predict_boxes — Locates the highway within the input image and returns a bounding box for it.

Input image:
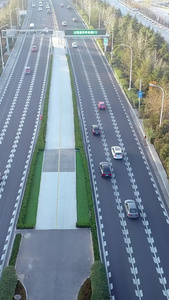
[0,0,169,299]
[57,3,169,300]
[0,1,52,271]
[68,36,169,299]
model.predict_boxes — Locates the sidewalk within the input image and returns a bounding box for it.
[36,35,77,229]
[16,35,93,300]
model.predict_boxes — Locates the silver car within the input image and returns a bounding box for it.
[111,146,123,159]
[124,199,138,218]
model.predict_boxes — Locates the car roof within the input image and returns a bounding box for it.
[125,199,136,205]
[100,162,109,168]
[112,146,122,153]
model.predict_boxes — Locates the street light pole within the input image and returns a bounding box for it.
[149,83,165,127]
[0,24,8,72]
[10,8,19,29]
[120,44,133,90]
[89,0,91,25]
[98,9,101,29]
[111,28,113,60]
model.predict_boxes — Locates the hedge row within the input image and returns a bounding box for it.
[9,234,22,266]
[67,55,100,261]
[78,262,109,300]
[90,261,110,300]
[0,266,17,300]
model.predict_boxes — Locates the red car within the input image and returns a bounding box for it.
[98,102,106,109]
[32,45,38,52]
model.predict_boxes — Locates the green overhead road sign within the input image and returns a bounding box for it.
[65,29,107,37]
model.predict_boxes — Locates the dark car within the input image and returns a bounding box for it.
[99,162,111,177]
[124,199,138,218]
[91,125,100,135]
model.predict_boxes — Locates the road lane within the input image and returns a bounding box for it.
[69,35,169,299]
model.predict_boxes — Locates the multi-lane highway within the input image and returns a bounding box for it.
[0,0,52,271]
[56,3,169,300]
[69,36,169,299]
[1,0,169,299]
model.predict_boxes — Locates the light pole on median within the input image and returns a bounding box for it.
[149,83,165,127]
[120,44,133,90]
[0,24,8,72]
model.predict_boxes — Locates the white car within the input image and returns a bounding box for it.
[72,17,77,22]
[60,2,64,6]
[111,146,123,159]
[25,66,31,74]
[72,42,77,48]
[62,21,67,26]
[43,27,49,33]
[32,3,36,7]
[38,6,42,10]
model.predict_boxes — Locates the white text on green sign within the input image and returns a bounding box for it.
[74,30,98,35]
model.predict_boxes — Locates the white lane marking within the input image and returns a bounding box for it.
[70,49,143,299]
[0,37,51,274]
[84,40,169,299]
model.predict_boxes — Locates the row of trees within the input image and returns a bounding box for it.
[0,0,27,71]
[0,0,26,26]
[73,0,169,176]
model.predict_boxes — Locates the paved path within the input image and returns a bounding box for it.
[36,37,77,230]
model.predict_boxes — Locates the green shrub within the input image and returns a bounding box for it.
[0,266,17,300]
[76,151,90,227]
[90,261,109,300]
[159,144,169,161]
[9,234,22,266]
